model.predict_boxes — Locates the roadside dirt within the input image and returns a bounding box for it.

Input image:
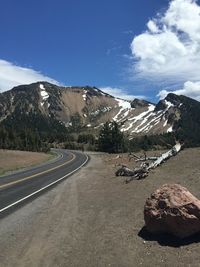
[0,149,53,175]
[0,148,200,266]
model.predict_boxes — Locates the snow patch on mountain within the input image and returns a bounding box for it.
[113,99,132,122]
[94,123,104,129]
[40,83,49,106]
[134,112,163,133]
[120,100,176,135]
[167,126,173,133]
[165,100,174,109]
[163,119,168,127]
[82,89,87,101]
[121,104,155,132]
[90,107,112,117]
[130,104,154,122]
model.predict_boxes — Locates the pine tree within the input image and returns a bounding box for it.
[98,121,124,153]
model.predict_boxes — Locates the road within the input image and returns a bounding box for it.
[0,149,88,215]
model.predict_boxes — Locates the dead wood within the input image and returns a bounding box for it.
[129,152,158,162]
[116,142,182,182]
[116,165,149,183]
[147,142,182,170]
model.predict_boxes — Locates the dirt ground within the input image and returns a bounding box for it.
[0,149,53,175]
[0,148,200,266]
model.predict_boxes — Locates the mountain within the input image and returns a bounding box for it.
[0,81,200,147]
[0,82,170,134]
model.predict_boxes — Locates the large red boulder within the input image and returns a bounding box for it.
[144,184,200,238]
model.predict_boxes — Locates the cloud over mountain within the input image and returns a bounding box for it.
[0,59,140,101]
[131,0,200,101]
[0,59,59,92]
[132,0,200,82]
[100,86,145,100]
[158,81,200,101]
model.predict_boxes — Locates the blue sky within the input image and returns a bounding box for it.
[1,0,200,102]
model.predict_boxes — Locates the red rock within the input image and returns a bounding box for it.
[144,184,200,238]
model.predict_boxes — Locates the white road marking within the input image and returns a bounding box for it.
[0,153,75,190]
[0,154,89,214]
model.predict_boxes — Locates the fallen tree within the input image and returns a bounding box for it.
[129,153,157,162]
[116,165,149,182]
[116,142,182,183]
[147,142,182,170]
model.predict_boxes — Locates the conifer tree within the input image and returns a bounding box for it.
[98,121,124,153]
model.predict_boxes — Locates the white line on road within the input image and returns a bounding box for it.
[0,153,75,190]
[0,154,89,214]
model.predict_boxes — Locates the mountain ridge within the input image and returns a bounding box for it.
[0,81,200,148]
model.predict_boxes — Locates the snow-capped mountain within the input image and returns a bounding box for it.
[0,82,199,140]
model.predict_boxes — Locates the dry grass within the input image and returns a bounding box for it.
[0,149,53,175]
[100,147,200,266]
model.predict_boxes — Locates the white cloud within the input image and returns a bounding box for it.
[0,59,60,92]
[147,20,159,33]
[0,59,143,101]
[131,0,200,84]
[100,86,146,100]
[158,81,200,101]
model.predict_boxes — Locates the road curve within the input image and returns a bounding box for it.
[0,149,89,214]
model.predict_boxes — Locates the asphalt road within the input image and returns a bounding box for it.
[0,149,88,214]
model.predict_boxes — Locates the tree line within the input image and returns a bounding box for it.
[0,118,197,153]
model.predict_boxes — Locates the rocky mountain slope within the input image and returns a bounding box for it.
[0,82,199,143]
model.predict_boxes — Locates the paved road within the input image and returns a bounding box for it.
[0,149,88,214]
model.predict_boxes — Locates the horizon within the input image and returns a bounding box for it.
[1,0,200,102]
[2,79,197,105]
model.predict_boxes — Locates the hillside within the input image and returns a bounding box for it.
[0,81,200,149]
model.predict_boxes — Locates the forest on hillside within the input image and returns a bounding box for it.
[0,119,182,153]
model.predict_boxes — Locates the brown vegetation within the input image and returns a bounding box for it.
[0,149,52,175]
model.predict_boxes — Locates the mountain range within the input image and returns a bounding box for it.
[0,81,200,147]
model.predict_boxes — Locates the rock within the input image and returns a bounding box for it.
[144,184,200,238]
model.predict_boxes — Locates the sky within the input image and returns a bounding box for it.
[1,0,200,102]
